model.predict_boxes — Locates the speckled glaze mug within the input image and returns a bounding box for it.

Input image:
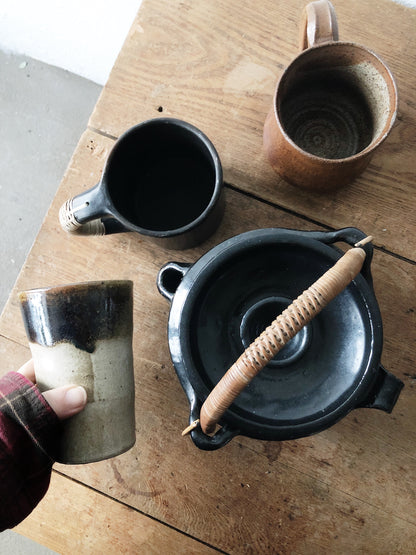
[19,280,135,464]
[263,0,397,191]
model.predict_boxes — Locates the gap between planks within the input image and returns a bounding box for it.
[52,469,228,554]
[84,125,416,266]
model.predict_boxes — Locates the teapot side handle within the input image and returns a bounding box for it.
[187,394,239,450]
[356,364,404,412]
[157,262,192,302]
[292,227,374,286]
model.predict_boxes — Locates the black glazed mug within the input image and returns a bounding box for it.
[157,227,404,450]
[59,118,224,250]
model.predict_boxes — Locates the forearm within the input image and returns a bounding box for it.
[0,371,60,531]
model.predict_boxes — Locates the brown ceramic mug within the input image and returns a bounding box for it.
[263,0,397,191]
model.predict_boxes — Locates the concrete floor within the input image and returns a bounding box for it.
[0,50,102,312]
[0,49,102,553]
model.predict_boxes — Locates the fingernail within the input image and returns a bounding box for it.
[65,386,88,408]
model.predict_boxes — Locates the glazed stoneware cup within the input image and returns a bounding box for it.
[59,118,224,250]
[263,0,397,191]
[19,280,135,464]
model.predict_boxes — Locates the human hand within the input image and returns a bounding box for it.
[0,361,88,531]
[18,360,87,420]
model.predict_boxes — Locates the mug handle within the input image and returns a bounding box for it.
[299,0,339,50]
[59,184,125,236]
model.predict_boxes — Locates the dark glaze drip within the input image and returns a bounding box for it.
[20,281,133,353]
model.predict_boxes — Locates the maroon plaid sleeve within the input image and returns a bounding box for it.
[0,371,60,531]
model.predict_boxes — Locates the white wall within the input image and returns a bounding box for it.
[0,0,142,85]
[0,0,414,86]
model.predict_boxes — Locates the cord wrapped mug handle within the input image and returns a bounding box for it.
[59,184,107,236]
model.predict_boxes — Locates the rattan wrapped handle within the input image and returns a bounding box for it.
[182,237,372,437]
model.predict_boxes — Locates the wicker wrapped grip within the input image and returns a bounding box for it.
[186,240,371,436]
[59,199,105,236]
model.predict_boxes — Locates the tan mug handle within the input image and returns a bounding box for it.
[299,0,339,50]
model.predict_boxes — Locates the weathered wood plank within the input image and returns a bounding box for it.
[1,129,415,553]
[89,0,416,261]
[0,335,31,374]
[13,471,218,554]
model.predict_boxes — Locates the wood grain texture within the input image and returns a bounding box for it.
[13,471,218,554]
[89,0,416,261]
[1,128,415,553]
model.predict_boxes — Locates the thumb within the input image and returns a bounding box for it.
[43,385,88,420]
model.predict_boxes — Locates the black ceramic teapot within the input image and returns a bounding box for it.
[157,227,403,450]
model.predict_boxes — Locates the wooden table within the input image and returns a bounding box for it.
[1,0,415,552]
